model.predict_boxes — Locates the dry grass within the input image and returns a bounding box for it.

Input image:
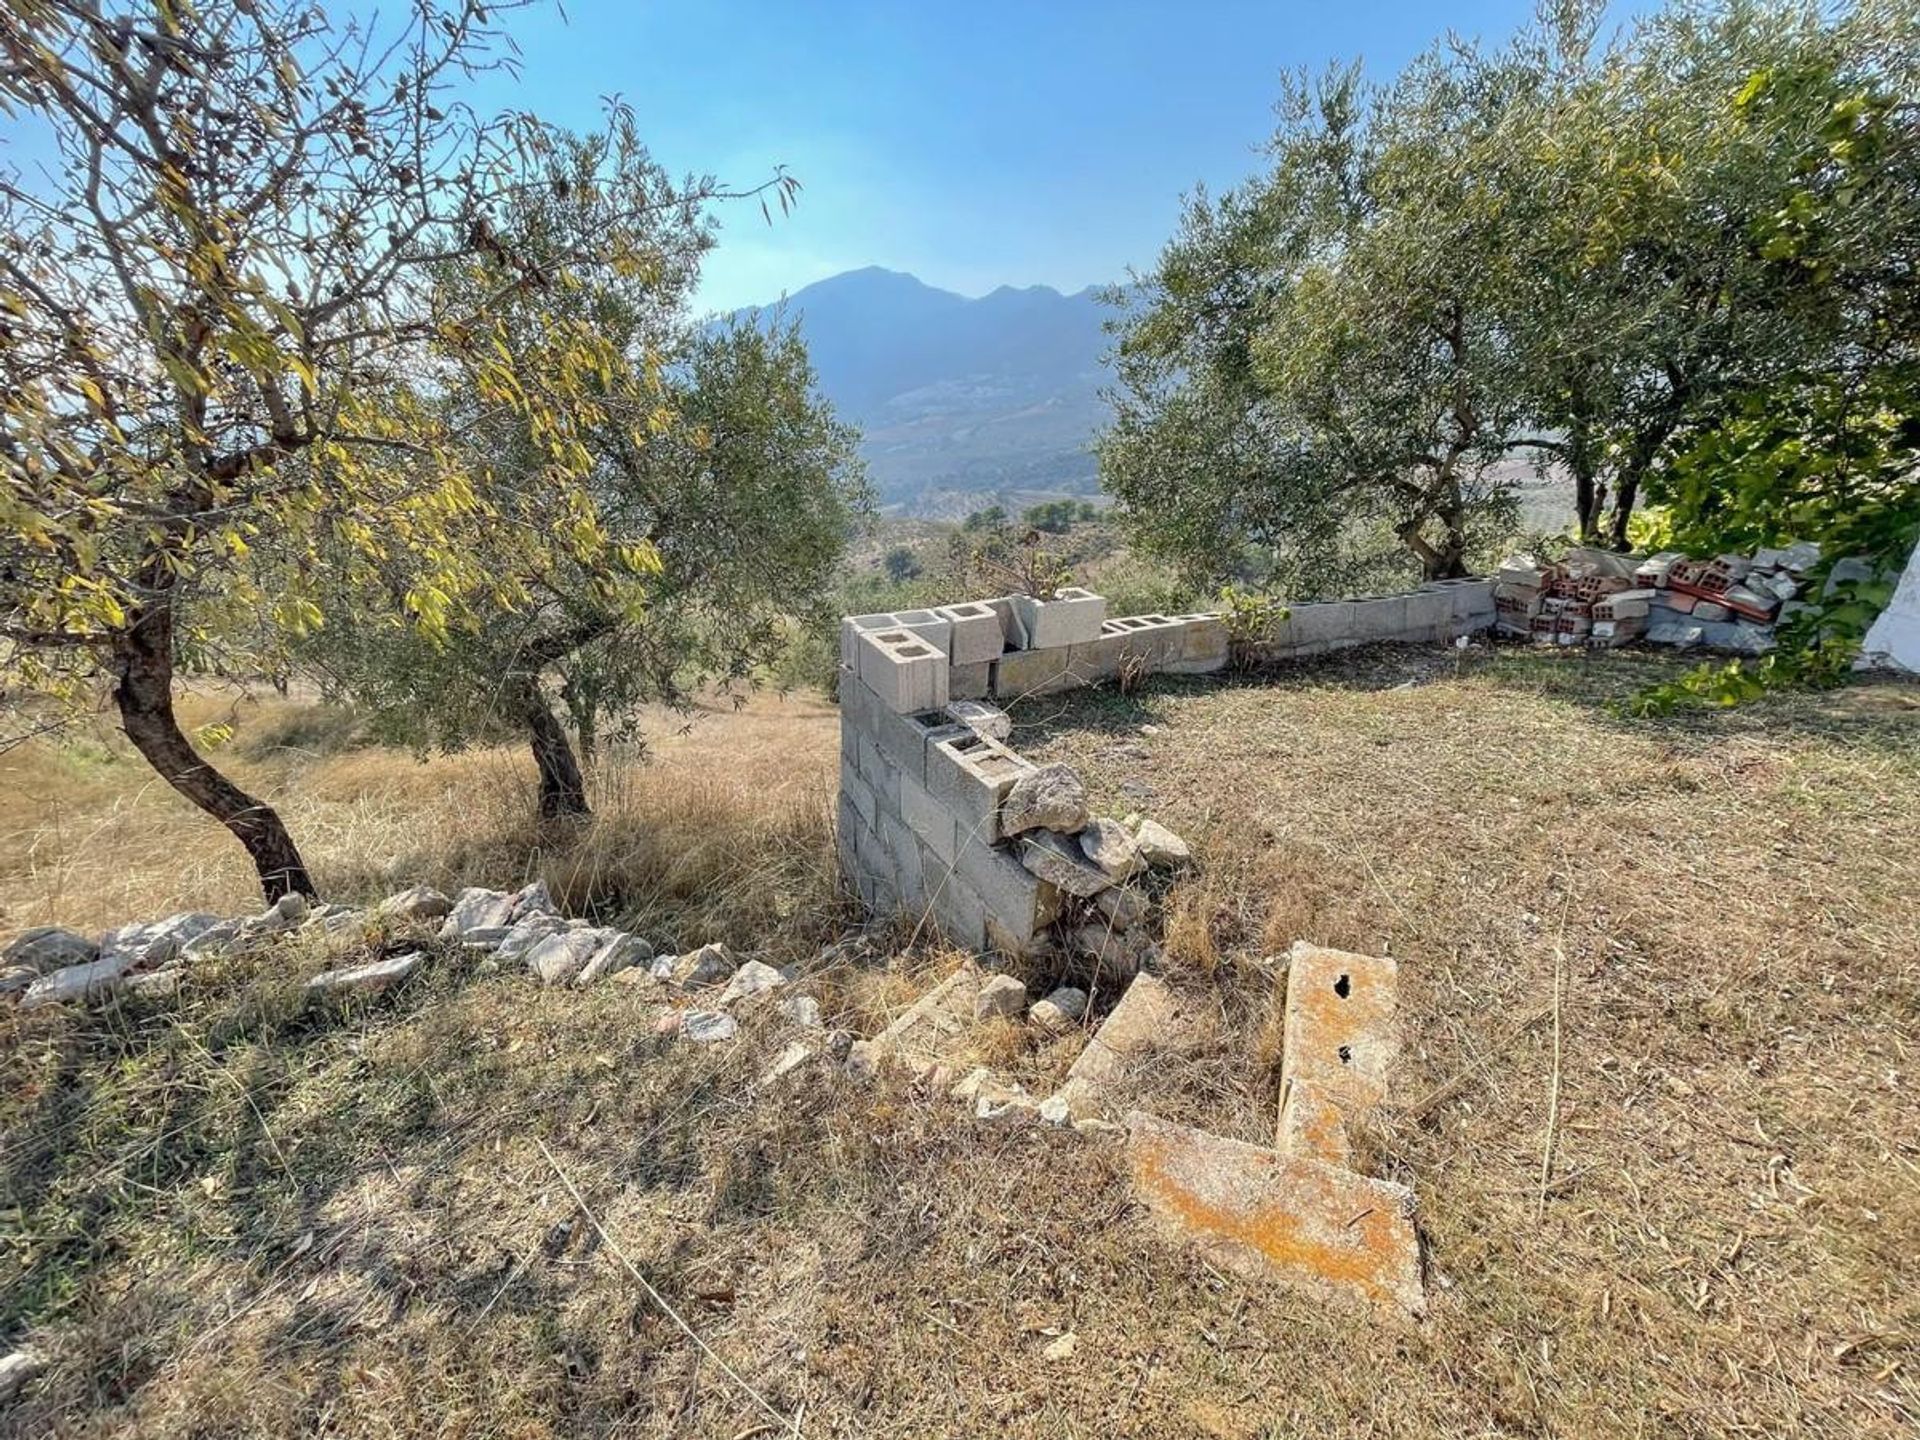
[2,649,1917,1438]
[0,688,847,958]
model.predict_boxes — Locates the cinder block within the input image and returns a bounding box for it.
[949,660,992,700]
[1104,613,1187,670]
[1402,588,1454,640]
[858,629,948,714]
[899,767,958,866]
[868,704,951,786]
[882,812,927,912]
[936,601,1006,665]
[1125,1112,1423,1316]
[928,730,1036,847]
[837,671,876,733]
[841,610,952,669]
[856,732,886,788]
[982,595,1025,648]
[992,644,1074,699]
[840,759,878,829]
[1167,614,1230,673]
[1288,601,1357,655]
[927,871,988,952]
[955,837,1059,950]
[1281,942,1399,1115]
[1009,587,1107,649]
[1349,595,1408,641]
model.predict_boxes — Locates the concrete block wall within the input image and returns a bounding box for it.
[838,580,1495,951]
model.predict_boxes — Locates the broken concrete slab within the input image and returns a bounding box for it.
[1281,942,1399,1116]
[1125,1112,1424,1316]
[1048,972,1180,1119]
[944,698,1012,742]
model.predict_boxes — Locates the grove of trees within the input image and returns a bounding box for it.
[1102,0,1919,600]
[0,0,864,897]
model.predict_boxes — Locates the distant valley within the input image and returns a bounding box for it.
[729,267,1118,516]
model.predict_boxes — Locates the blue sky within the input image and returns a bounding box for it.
[477,1,1636,313]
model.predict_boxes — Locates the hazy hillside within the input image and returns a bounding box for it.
[730,267,1116,514]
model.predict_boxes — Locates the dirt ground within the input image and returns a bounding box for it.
[2,648,1916,1438]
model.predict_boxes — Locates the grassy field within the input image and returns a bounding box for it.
[2,649,1917,1437]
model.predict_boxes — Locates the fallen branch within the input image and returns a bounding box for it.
[536,1139,802,1437]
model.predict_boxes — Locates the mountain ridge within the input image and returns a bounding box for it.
[727,267,1117,514]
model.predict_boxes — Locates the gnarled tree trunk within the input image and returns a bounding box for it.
[516,680,590,819]
[112,569,316,903]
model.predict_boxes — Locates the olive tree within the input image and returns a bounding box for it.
[0,1,802,898]
[293,132,863,818]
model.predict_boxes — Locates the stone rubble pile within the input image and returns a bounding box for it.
[1493,541,1828,654]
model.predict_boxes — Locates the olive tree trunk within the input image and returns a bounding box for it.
[111,573,316,903]
[516,680,590,819]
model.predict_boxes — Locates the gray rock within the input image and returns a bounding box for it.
[525,928,610,986]
[1095,886,1149,929]
[719,959,790,1006]
[1002,764,1090,837]
[3,926,98,973]
[1019,830,1113,899]
[495,914,566,963]
[759,1038,819,1085]
[306,951,423,997]
[0,1348,44,1404]
[574,932,651,986]
[124,969,184,999]
[21,954,136,1010]
[322,908,368,935]
[0,965,37,995]
[377,884,452,921]
[975,973,1028,1020]
[1778,540,1822,573]
[459,924,513,950]
[779,994,823,1028]
[182,919,241,960]
[1822,555,1877,595]
[681,1010,737,1044]
[1700,621,1775,655]
[1078,817,1144,882]
[1029,985,1089,1033]
[510,879,558,919]
[439,887,516,939]
[241,891,309,939]
[673,942,736,989]
[1134,819,1192,870]
[1068,923,1154,983]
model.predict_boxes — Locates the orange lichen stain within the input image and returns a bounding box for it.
[1276,1078,1351,1166]
[1281,945,1398,1109]
[1128,1119,1421,1315]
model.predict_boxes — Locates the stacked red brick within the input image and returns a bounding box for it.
[1492,542,1818,655]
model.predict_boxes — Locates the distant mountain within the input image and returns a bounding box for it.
[728,267,1117,515]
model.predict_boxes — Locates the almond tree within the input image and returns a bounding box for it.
[0,0,792,899]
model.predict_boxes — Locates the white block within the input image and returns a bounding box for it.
[1010,588,1107,650]
[936,601,1006,665]
[857,629,948,714]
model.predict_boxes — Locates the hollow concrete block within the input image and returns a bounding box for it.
[1010,588,1107,650]
[858,629,948,714]
[928,729,1034,848]
[936,601,1007,665]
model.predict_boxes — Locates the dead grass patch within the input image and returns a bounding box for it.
[1,650,1916,1437]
